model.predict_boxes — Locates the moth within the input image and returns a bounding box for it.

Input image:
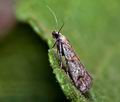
[51,25,92,93]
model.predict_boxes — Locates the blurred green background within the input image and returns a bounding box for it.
[0,0,120,102]
[0,23,67,102]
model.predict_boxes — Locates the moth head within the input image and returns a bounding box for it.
[52,31,60,39]
[52,23,64,39]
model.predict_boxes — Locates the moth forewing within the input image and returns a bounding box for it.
[62,38,92,93]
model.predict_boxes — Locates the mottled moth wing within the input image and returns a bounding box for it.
[61,36,92,93]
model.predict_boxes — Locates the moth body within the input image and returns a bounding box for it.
[52,31,92,93]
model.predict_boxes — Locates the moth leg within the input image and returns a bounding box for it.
[65,62,69,74]
[51,40,57,49]
[58,42,63,68]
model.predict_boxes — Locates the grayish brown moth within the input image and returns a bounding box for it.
[46,4,92,93]
[51,25,92,93]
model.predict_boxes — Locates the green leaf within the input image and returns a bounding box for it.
[48,49,86,102]
[16,0,120,102]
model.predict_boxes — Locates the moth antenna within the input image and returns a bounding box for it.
[58,22,64,34]
[46,5,58,29]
